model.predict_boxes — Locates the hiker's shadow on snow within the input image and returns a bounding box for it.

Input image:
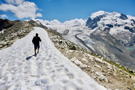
[26,55,35,60]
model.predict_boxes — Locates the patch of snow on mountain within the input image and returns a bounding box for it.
[91,11,109,19]
[37,19,86,35]
[64,19,86,26]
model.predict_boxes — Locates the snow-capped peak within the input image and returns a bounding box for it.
[90,11,124,19]
[86,10,135,30]
[36,18,86,34]
[90,11,109,19]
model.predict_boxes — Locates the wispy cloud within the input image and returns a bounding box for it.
[0,14,8,19]
[0,0,42,19]
[5,0,24,5]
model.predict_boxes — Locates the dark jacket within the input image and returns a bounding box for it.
[32,36,41,46]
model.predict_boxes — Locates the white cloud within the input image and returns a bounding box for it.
[37,13,42,17]
[5,0,24,5]
[0,14,8,19]
[0,1,42,19]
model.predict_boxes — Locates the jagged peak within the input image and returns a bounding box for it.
[90,11,128,19]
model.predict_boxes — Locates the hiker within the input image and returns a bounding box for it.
[32,33,41,56]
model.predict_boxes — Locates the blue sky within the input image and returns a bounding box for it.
[0,0,135,21]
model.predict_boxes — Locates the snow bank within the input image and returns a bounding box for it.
[0,27,106,90]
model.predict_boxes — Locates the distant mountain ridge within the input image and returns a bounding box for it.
[86,11,135,47]
[84,11,135,70]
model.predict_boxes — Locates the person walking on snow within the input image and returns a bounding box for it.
[32,33,41,56]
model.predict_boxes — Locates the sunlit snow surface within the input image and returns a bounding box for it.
[0,27,106,90]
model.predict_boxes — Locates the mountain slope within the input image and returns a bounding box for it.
[40,11,135,71]
[47,28,135,90]
[85,11,135,70]
[0,27,106,90]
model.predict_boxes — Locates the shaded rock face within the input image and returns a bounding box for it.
[124,26,135,33]
[63,29,69,35]
[119,13,128,20]
[0,19,15,31]
[114,24,122,27]
[86,15,105,29]
[106,24,113,28]
[131,19,135,24]
[90,31,135,69]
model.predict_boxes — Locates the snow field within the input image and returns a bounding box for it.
[0,27,106,90]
